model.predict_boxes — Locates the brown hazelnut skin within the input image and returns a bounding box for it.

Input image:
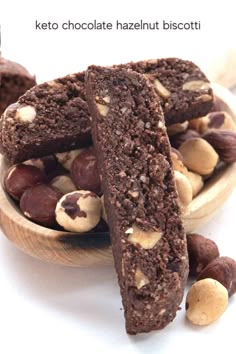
[4,164,46,200]
[71,148,102,195]
[20,184,63,227]
[202,130,236,163]
[197,256,236,297]
[187,233,219,277]
[170,129,200,149]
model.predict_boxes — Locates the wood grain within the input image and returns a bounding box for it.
[0,84,235,266]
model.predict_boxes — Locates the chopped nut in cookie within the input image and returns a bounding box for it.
[127,224,162,249]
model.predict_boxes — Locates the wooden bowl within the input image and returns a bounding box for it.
[0,84,236,267]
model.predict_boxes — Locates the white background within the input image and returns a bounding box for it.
[0,1,236,353]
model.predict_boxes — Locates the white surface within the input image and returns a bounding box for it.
[1,1,236,353]
[0,191,236,354]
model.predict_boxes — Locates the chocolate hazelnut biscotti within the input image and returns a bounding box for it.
[0,73,91,163]
[0,56,36,116]
[85,66,188,334]
[123,58,213,125]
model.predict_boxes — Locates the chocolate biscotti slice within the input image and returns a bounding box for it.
[123,58,213,125]
[0,56,36,116]
[86,66,188,334]
[0,73,91,163]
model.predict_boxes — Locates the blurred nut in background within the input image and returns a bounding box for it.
[170,148,187,174]
[4,164,45,200]
[55,190,102,232]
[20,184,63,227]
[197,256,236,297]
[186,278,228,326]
[71,148,101,195]
[56,149,83,170]
[174,171,193,210]
[183,170,204,197]
[202,130,236,163]
[51,175,77,194]
[179,138,219,175]
[187,233,220,276]
[204,111,236,132]
[101,195,107,223]
[24,155,59,177]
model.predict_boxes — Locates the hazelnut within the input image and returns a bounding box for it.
[187,233,220,276]
[179,138,219,175]
[56,149,83,171]
[174,171,193,210]
[202,130,236,163]
[23,155,59,178]
[186,278,228,326]
[182,80,211,91]
[71,148,101,195]
[188,116,209,133]
[50,175,77,194]
[15,105,36,123]
[183,170,204,197]
[204,111,236,133]
[167,121,189,137]
[170,148,187,174]
[4,164,45,200]
[55,190,102,233]
[95,96,110,116]
[101,195,108,223]
[125,225,162,249]
[170,129,200,149]
[134,268,150,289]
[197,257,236,297]
[20,184,63,227]
[153,79,171,99]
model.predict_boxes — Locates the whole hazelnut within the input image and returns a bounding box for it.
[188,116,209,133]
[71,148,101,195]
[174,171,193,210]
[51,175,77,194]
[187,233,219,276]
[170,129,200,149]
[170,148,187,174]
[197,256,236,297]
[179,138,219,175]
[56,149,83,170]
[202,130,236,163]
[204,111,236,132]
[55,190,102,232]
[20,184,63,227]
[4,164,45,200]
[186,278,228,326]
[183,170,204,197]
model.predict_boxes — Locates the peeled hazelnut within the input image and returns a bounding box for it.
[187,233,220,276]
[55,190,102,232]
[153,79,171,99]
[188,116,209,133]
[197,257,236,297]
[183,170,204,197]
[174,171,193,210]
[202,130,236,163]
[20,184,63,227]
[170,129,200,149]
[134,268,150,289]
[71,148,101,195]
[170,148,187,174]
[167,121,189,137]
[51,175,77,194]
[56,149,83,171]
[4,164,45,200]
[126,225,162,249]
[186,278,228,326]
[101,195,108,223]
[179,138,219,175]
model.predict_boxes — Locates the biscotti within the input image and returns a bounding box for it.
[0,73,91,163]
[123,58,213,125]
[85,65,188,334]
[0,56,36,116]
